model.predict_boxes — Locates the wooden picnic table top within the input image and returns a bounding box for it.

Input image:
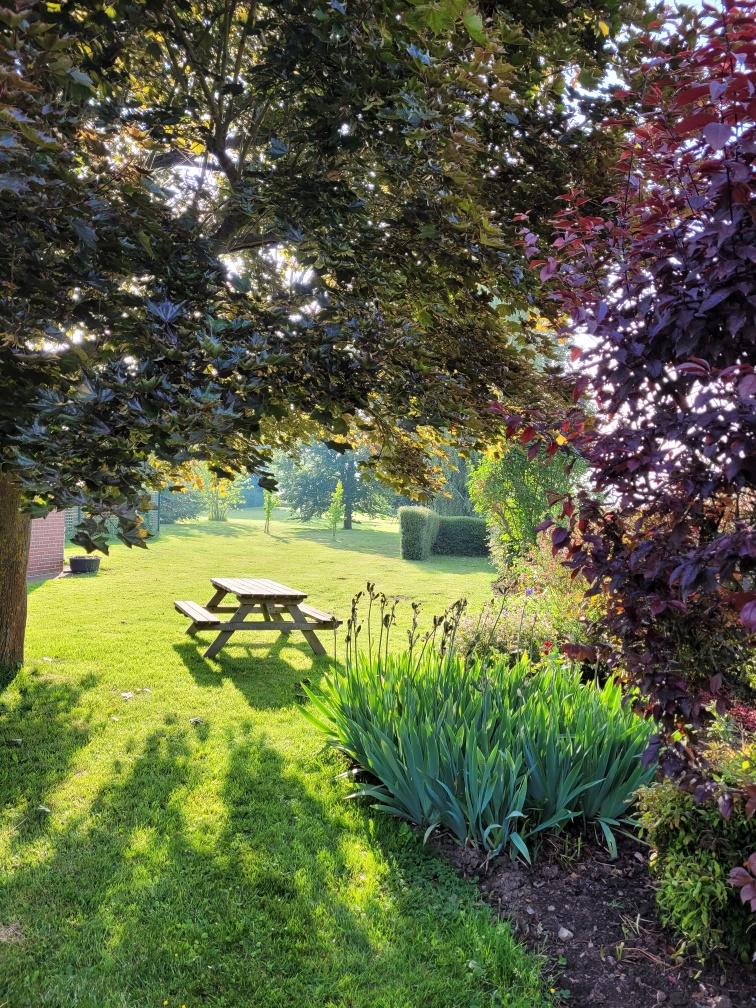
[210,577,307,601]
[176,576,340,659]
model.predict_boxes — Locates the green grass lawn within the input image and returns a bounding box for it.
[0,510,548,1008]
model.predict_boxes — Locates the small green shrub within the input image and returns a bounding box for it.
[303,624,653,862]
[637,780,756,961]
[399,506,440,560]
[325,480,344,540]
[468,446,583,552]
[433,516,488,556]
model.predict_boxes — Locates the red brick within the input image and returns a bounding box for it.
[26,511,65,580]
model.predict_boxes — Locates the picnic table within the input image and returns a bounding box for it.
[175,577,341,659]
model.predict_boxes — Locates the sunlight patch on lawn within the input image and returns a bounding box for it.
[0,514,547,1008]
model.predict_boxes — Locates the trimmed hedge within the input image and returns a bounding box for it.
[399,506,440,560]
[433,515,489,556]
[399,507,488,559]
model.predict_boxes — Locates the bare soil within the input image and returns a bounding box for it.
[435,833,754,1008]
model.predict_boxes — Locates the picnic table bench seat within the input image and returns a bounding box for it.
[174,600,223,628]
[297,603,340,628]
[175,577,342,659]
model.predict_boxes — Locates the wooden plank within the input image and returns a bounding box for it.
[299,603,342,627]
[204,603,256,659]
[210,576,307,600]
[204,587,227,611]
[285,603,328,656]
[175,600,222,627]
[198,620,323,632]
[204,628,235,659]
[204,603,269,615]
[255,577,304,594]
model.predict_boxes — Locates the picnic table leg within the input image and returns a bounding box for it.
[204,603,256,660]
[262,602,290,634]
[204,587,227,612]
[285,604,327,656]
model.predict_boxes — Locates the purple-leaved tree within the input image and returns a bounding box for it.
[504,1,755,823]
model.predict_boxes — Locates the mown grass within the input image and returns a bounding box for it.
[0,510,548,1008]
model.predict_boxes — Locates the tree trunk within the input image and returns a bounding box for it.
[342,456,355,530]
[0,475,31,680]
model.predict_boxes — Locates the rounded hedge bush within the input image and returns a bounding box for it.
[398,506,440,560]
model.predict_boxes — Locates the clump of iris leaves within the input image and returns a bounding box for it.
[302,586,654,863]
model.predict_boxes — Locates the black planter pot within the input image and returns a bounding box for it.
[69,555,100,575]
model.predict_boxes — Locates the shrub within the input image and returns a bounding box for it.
[468,445,582,552]
[303,613,653,862]
[515,2,756,790]
[399,506,440,560]
[433,516,488,556]
[159,489,203,524]
[637,776,756,961]
[324,480,344,541]
[399,507,487,559]
[181,463,246,521]
[458,534,603,661]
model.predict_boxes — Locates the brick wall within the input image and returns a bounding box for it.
[27,511,65,581]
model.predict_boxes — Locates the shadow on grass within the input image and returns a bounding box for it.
[0,660,549,1008]
[415,553,495,577]
[0,669,98,843]
[160,519,271,541]
[294,527,494,578]
[0,727,473,1007]
[173,636,335,709]
[294,525,401,559]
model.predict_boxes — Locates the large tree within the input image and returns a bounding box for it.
[274,445,393,529]
[1,0,635,673]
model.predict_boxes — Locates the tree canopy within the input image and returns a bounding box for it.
[0,0,639,668]
[3,0,638,514]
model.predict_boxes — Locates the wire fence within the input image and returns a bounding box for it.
[64,492,160,542]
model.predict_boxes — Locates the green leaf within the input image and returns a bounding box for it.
[136,230,154,258]
[462,8,486,45]
[423,6,453,34]
[510,832,531,864]
[72,218,97,247]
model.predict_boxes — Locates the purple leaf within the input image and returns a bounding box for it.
[703,122,731,150]
[737,373,756,404]
[740,599,756,632]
